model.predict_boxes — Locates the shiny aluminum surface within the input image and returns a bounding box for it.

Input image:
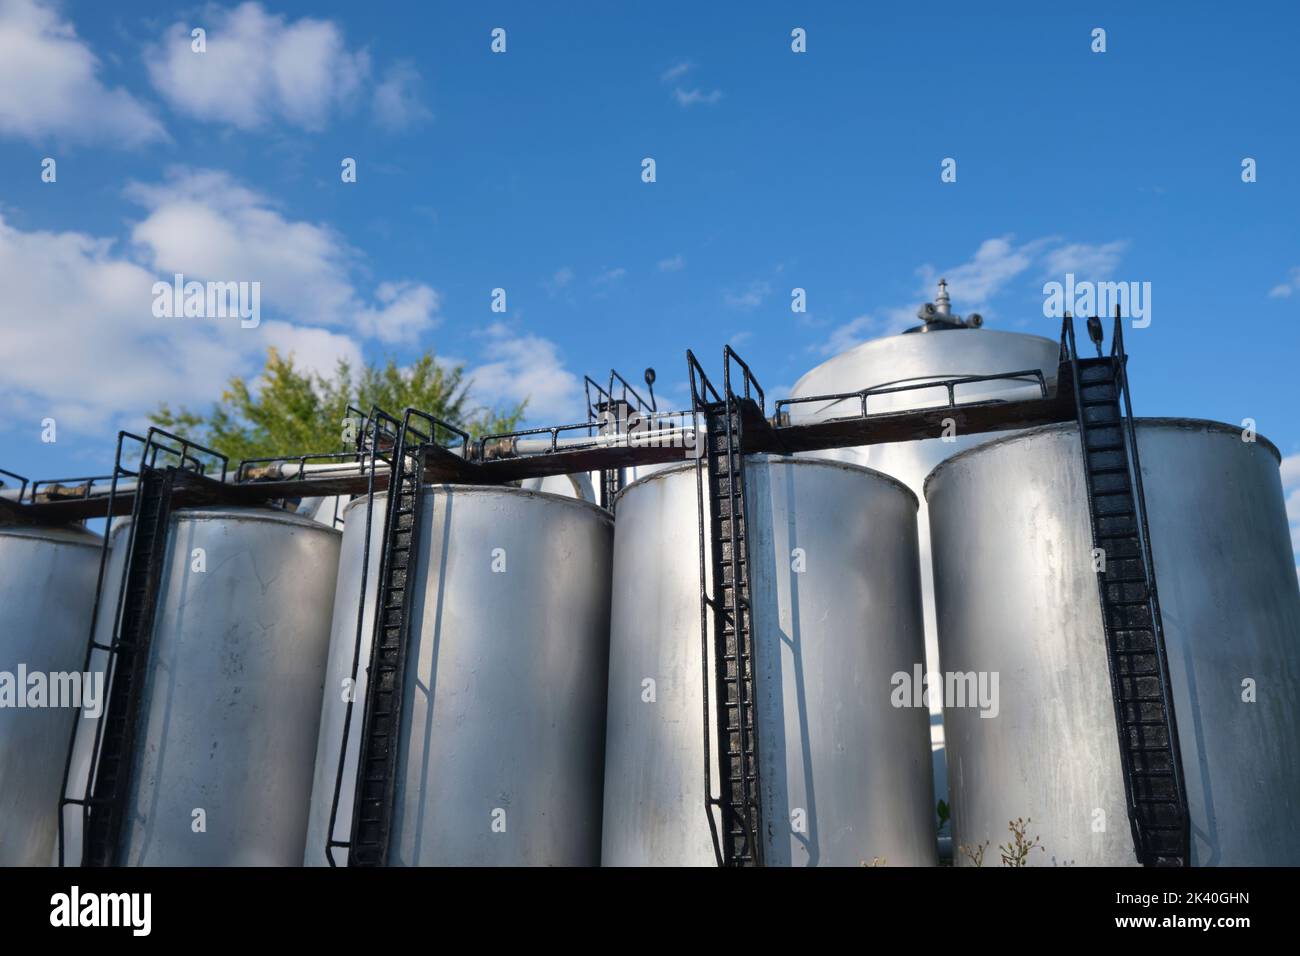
[0,524,102,866]
[305,484,613,866]
[64,508,340,866]
[602,456,936,866]
[520,472,597,501]
[927,419,1300,866]
[789,328,1061,817]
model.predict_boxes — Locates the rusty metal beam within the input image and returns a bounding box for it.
[2,366,1079,527]
[471,441,693,483]
[768,394,1075,454]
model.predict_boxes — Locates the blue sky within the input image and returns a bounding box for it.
[1,1,1297,561]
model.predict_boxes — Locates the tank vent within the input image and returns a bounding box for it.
[905,278,984,333]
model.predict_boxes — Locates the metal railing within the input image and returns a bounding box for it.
[323,408,402,867]
[774,369,1048,426]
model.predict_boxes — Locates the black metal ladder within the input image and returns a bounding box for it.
[599,398,630,510]
[322,408,398,867]
[347,413,427,866]
[81,466,174,866]
[59,428,227,867]
[1067,314,1190,867]
[689,348,765,866]
[345,409,471,866]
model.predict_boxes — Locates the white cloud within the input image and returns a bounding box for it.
[916,235,1134,309]
[660,62,691,83]
[467,324,583,422]
[816,315,873,355]
[128,169,356,325]
[0,0,165,145]
[659,60,722,107]
[0,211,359,435]
[1269,267,1300,299]
[544,266,574,295]
[127,167,439,339]
[1282,454,1300,562]
[0,165,449,437]
[817,236,1130,354]
[1041,240,1128,279]
[592,267,626,286]
[258,320,363,381]
[916,235,1055,306]
[658,254,685,272]
[354,282,440,344]
[1288,488,1300,551]
[673,86,723,107]
[725,280,770,310]
[1281,453,1300,488]
[144,1,369,131]
[814,307,916,355]
[373,60,432,131]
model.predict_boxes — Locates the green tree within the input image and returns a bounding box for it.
[152,348,525,463]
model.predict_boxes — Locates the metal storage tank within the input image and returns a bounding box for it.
[0,523,102,866]
[62,507,340,866]
[60,520,125,867]
[520,472,597,501]
[787,282,1060,822]
[301,494,350,527]
[927,418,1300,866]
[602,456,936,866]
[305,484,613,866]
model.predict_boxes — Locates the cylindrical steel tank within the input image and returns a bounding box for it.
[520,472,597,501]
[302,494,350,528]
[62,507,340,866]
[927,418,1300,866]
[602,456,936,866]
[304,484,613,866]
[789,324,1060,826]
[0,523,102,866]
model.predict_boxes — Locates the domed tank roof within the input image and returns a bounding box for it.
[791,281,1059,415]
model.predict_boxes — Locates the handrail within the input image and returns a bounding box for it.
[722,345,764,414]
[687,349,722,407]
[774,369,1048,423]
[324,408,402,867]
[1109,310,1190,862]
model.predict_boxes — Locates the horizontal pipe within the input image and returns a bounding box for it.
[486,427,700,458]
